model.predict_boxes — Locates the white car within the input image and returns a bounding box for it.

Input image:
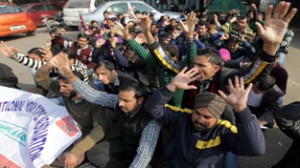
[63,0,103,27]
[63,0,179,27]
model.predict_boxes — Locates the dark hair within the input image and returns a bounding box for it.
[94,60,115,71]
[118,82,145,98]
[91,20,98,24]
[77,33,89,40]
[93,29,101,35]
[61,48,76,59]
[196,48,222,66]
[142,11,148,15]
[162,44,179,58]
[49,28,60,36]
[107,31,115,38]
[227,36,240,44]
[117,13,123,18]
[58,70,84,83]
[27,47,44,57]
[198,20,208,28]
[164,25,175,33]
[134,10,141,15]
[170,18,177,22]
[238,15,249,23]
[207,18,215,25]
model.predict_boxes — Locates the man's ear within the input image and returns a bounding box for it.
[69,58,75,64]
[138,97,144,104]
[213,65,221,73]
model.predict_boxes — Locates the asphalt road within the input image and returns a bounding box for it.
[1,27,300,168]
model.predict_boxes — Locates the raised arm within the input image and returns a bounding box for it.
[145,67,200,120]
[113,22,156,66]
[52,53,118,108]
[218,77,265,155]
[139,16,156,45]
[256,1,297,55]
[138,16,183,74]
[236,2,297,84]
[0,41,47,69]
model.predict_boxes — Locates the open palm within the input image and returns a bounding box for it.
[0,41,18,58]
[179,12,197,37]
[218,77,252,112]
[256,2,297,44]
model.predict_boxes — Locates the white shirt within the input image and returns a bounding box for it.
[247,89,263,107]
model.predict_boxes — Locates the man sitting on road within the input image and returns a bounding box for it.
[145,68,265,167]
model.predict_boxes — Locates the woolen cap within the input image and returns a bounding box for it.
[194,92,227,119]
[219,48,231,61]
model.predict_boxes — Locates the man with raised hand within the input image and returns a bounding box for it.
[50,54,161,168]
[139,2,297,96]
[145,67,265,167]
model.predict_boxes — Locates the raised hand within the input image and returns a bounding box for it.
[95,38,106,48]
[139,15,155,44]
[179,11,197,38]
[135,33,146,44]
[39,39,53,61]
[139,15,152,34]
[0,41,19,59]
[112,21,125,38]
[218,76,252,112]
[256,1,297,55]
[166,67,201,92]
[39,47,53,62]
[51,52,76,82]
[251,3,257,11]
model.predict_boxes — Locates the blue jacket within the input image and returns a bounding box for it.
[145,87,266,168]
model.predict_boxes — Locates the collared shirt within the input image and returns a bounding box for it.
[71,78,118,108]
[113,72,120,86]
[125,104,142,118]
[129,120,161,168]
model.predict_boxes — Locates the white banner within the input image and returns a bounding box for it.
[0,86,82,168]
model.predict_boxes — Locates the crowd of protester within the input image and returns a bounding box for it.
[0,1,299,168]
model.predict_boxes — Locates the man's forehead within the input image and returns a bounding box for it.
[195,55,210,62]
[238,18,247,22]
[119,90,136,98]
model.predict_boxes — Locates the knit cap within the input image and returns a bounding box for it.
[219,48,231,61]
[194,92,227,119]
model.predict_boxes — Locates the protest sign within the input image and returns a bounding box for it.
[0,86,81,168]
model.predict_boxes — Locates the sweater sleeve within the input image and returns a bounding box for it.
[113,48,129,67]
[145,87,185,127]
[221,22,232,34]
[223,108,266,156]
[238,50,277,84]
[34,67,52,90]
[129,120,161,168]
[127,38,155,66]
[71,78,118,108]
[148,42,182,74]
[15,53,47,70]
[185,41,197,68]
